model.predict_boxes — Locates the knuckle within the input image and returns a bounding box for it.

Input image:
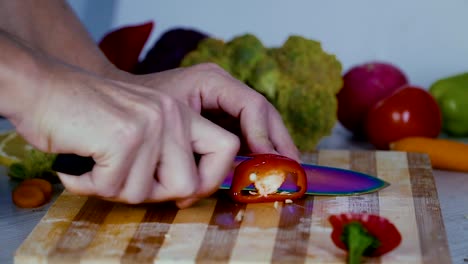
[219,133,241,154]
[191,63,230,82]
[114,121,144,148]
[249,92,269,107]
[193,62,224,73]
[157,93,179,114]
[140,106,165,134]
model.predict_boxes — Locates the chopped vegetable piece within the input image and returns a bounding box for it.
[12,184,47,208]
[329,213,402,264]
[229,154,306,203]
[20,178,53,200]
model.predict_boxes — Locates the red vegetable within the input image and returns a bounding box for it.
[337,62,408,137]
[99,21,154,72]
[329,213,402,264]
[365,85,442,149]
[229,154,307,203]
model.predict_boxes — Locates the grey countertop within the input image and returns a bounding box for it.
[1,121,467,264]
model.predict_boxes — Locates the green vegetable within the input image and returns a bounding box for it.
[181,38,231,72]
[8,149,57,182]
[429,73,468,137]
[343,222,381,264]
[181,34,343,151]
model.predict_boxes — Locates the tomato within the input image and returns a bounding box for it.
[365,86,442,149]
[337,62,408,137]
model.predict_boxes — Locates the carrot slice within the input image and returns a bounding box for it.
[12,184,46,208]
[390,137,468,172]
[20,178,53,200]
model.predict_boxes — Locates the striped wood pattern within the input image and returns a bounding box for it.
[14,151,451,264]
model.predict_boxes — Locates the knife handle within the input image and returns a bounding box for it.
[52,153,203,176]
[52,154,95,176]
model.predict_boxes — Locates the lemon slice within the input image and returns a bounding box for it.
[0,131,57,180]
[0,131,33,167]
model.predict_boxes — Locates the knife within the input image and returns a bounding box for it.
[52,154,389,196]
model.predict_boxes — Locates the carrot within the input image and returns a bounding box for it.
[12,184,46,208]
[390,137,468,172]
[20,178,53,200]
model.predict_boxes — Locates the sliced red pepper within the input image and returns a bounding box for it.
[229,154,307,203]
[329,213,402,264]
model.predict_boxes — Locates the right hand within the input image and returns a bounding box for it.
[11,57,240,207]
[114,63,300,161]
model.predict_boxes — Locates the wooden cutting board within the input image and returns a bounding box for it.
[14,150,450,264]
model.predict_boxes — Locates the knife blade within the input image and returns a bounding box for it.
[52,154,389,196]
[221,156,389,195]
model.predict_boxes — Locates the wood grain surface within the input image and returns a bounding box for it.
[14,150,451,264]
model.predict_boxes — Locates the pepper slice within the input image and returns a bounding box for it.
[229,154,307,203]
[328,213,402,264]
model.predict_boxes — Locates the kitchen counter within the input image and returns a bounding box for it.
[1,121,467,264]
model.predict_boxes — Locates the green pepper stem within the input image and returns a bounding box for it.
[342,222,380,264]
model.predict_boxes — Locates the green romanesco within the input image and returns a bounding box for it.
[180,38,231,72]
[181,34,342,151]
[226,34,267,81]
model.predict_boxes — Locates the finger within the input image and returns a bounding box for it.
[58,145,136,198]
[266,108,301,161]
[148,101,199,202]
[238,101,278,154]
[116,121,163,204]
[195,73,281,155]
[214,89,299,160]
[189,112,240,197]
[173,110,240,208]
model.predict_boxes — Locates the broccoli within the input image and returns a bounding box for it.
[226,34,267,81]
[246,55,280,101]
[181,34,342,151]
[180,38,231,72]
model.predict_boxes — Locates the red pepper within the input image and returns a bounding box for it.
[229,154,307,203]
[99,21,154,73]
[328,213,402,264]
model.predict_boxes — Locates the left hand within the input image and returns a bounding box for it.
[118,63,300,161]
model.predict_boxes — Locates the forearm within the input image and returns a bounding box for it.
[0,30,44,120]
[0,0,114,75]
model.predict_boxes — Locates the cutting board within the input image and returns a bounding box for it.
[14,150,450,264]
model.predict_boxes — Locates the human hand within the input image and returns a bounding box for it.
[12,59,240,208]
[120,63,300,161]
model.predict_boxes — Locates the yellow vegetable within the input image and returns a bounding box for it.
[390,137,468,172]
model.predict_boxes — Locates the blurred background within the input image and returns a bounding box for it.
[67,0,468,89]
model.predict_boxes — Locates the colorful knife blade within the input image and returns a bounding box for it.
[219,156,389,196]
[52,154,389,196]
